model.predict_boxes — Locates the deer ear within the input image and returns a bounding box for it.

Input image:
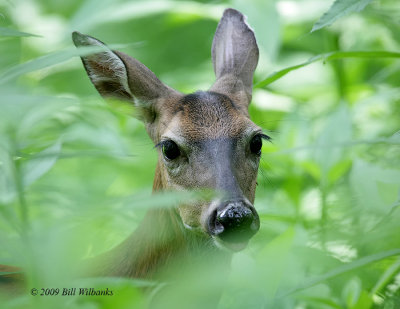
[210,9,259,109]
[72,32,179,124]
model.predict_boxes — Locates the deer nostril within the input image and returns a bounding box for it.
[208,201,260,243]
[208,208,225,236]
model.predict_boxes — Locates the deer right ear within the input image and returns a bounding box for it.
[210,9,259,110]
[72,32,179,127]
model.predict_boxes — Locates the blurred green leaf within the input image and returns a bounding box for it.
[0,271,21,276]
[350,159,400,211]
[0,44,135,84]
[257,227,295,298]
[311,0,374,32]
[295,296,343,309]
[121,189,220,210]
[255,51,400,88]
[22,140,62,188]
[301,161,321,181]
[314,104,352,179]
[371,257,400,295]
[353,291,373,309]
[282,249,400,297]
[0,145,16,204]
[342,277,362,308]
[0,27,40,37]
[328,160,352,185]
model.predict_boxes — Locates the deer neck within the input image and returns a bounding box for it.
[89,162,225,279]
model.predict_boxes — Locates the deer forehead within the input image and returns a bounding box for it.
[160,91,255,142]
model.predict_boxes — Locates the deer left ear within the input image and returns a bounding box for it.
[72,32,180,128]
[210,9,259,110]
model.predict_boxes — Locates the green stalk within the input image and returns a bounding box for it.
[255,51,400,89]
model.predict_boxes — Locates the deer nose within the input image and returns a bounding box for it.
[208,200,260,243]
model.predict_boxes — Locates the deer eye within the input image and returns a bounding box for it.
[249,134,262,155]
[162,140,181,160]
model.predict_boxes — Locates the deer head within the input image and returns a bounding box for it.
[73,8,266,251]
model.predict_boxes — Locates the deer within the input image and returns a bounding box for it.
[1,8,268,300]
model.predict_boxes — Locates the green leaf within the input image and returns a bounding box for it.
[280,249,400,297]
[257,227,295,298]
[70,0,223,34]
[0,144,16,204]
[22,140,62,187]
[122,189,220,210]
[389,131,400,143]
[350,159,400,211]
[301,161,321,181]
[0,271,21,276]
[328,159,352,185]
[342,277,362,308]
[296,296,343,309]
[352,291,373,309]
[370,257,400,295]
[314,104,352,178]
[311,0,374,32]
[0,43,136,84]
[0,27,40,38]
[255,51,400,89]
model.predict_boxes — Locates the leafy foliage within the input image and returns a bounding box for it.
[311,0,374,32]
[0,27,40,37]
[0,0,399,308]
